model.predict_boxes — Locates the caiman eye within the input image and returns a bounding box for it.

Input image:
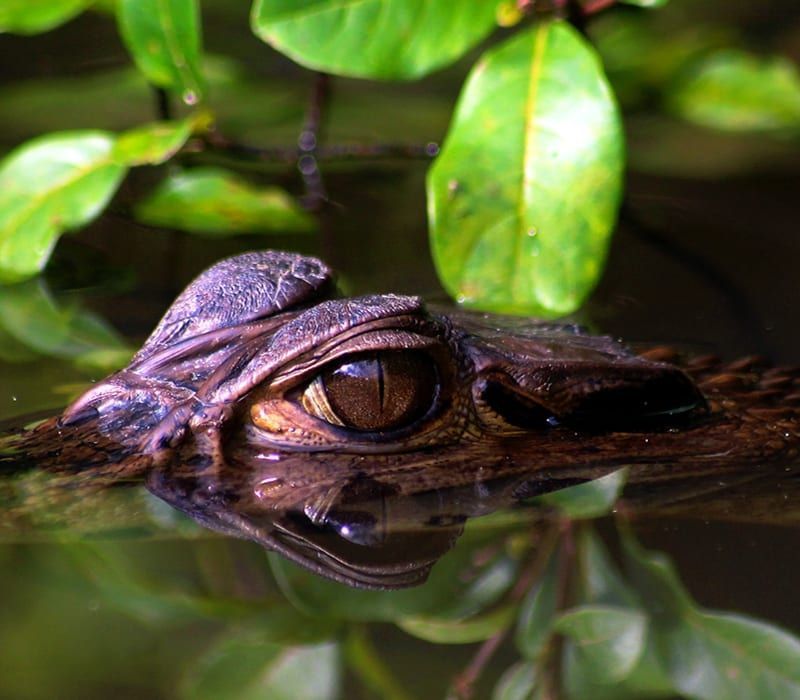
[300,351,438,431]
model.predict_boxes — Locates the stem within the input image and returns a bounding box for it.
[298,72,331,211]
[345,626,415,700]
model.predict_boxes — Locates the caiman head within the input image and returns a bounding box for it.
[13,251,800,588]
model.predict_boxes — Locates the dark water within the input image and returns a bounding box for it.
[2,5,800,700]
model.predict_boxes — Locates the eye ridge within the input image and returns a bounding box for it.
[300,350,438,432]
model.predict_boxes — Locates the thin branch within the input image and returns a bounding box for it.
[298,72,331,211]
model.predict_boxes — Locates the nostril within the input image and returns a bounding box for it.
[479,381,559,429]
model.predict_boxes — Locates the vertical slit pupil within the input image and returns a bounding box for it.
[321,351,437,431]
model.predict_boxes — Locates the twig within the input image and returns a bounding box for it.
[298,72,331,211]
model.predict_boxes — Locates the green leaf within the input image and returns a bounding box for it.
[250,0,499,80]
[427,21,624,316]
[622,529,800,700]
[398,605,515,644]
[113,116,197,166]
[493,661,539,700]
[515,546,560,659]
[555,605,647,683]
[182,638,340,700]
[117,0,205,103]
[0,131,126,282]
[0,0,93,34]
[669,49,800,133]
[536,468,627,519]
[134,167,315,235]
[0,120,196,282]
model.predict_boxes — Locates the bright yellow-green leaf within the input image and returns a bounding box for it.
[427,21,624,316]
[0,0,93,34]
[669,49,800,133]
[134,167,315,235]
[0,131,125,282]
[0,120,196,281]
[117,0,205,103]
[113,115,198,165]
[251,0,499,80]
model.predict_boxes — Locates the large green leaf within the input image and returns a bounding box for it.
[0,131,125,283]
[0,0,93,34]
[427,21,624,316]
[398,605,515,645]
[250,0,499,80]
[668,49,800,133]
[622,531,800,700]
[0,119,195,282]
[134,167,315,235]
[117,0,205,103]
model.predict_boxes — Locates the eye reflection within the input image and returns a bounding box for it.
[301,351,438,431]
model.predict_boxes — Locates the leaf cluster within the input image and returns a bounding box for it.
[2,0,798,317]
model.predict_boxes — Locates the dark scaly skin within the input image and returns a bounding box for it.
[2,251,799,587]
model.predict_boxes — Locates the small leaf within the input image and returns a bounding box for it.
[117,0,205,103]
[493,661,539,700]
[555,605,647,683]
[134,167,315,235]
[398,605,515,644]
[113,116,197,166]
[0,0,92,34]
[0,131,126,282]
[536,468,627,519]
[427,21,624,316]
[182,638,340,700]
[669,49,800,133]
[250,0,499,81]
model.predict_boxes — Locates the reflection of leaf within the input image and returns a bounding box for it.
[492,661,540,700]
[134,167,315,235]
[182,637,339,700]
[669,49,800,133]
[398,605,515,644]
[268,528,520,623]
[622,530,800,700]
[515,545,560,659]
[0,279,132,371]
[536,468,627,519]
[251,0,498,80]
[428,21,624,316]
[118,0,205,103]
[562,528,674,699]
[0,119,195,281]
[555,605,647,683]
[0,0,92,34]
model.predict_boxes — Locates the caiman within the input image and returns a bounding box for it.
[2,250,799,587]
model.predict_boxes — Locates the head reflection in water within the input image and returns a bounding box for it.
[8,251,800,588]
